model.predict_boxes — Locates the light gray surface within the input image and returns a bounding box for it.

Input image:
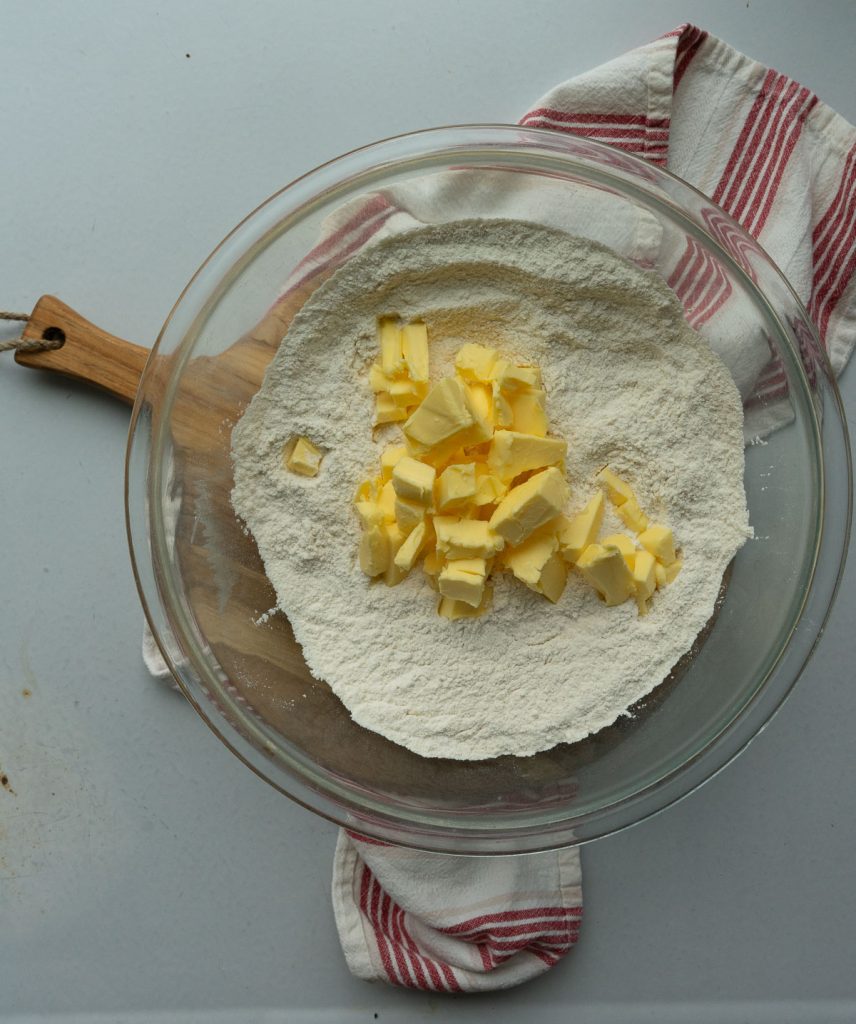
[1,1,855,1020]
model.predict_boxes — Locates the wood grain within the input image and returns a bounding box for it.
[14,295,150,403]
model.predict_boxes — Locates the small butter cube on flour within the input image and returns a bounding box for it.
[577,543,635,607]
[438,589,492,620]
[380,445,407,481]
[369,363,394,394]
[382,522,407,586]
[354,500,384,529]
[633,549,657,601]
[392,457,436,504]
[401,322,429,382]
[378,479,397,523]
[510,390,548,437]
[403,378,490,460]
[437,463,477,512]
[488,467,568,546]
[596,467,635,506]
[389,378,427,407]
[455,343,498,383]
[466,382,494,426]
[557,491,604,563]
[359,525,390,577]
[374,392,408,425]
[395,495,426,533]
[655,558,683,588]
[285,436,323,477]
[501,526,558,590]
[438,559,487,608]
[379,317,404,376]
[474,465,507,506]
[434,516,504,559]
[487,430,567,482]
[616,496,649,534]
[394,520,428,572]
[639,524,677,565]
[491,383,514,427]
[600,533,636,570]
[492,360,542,392]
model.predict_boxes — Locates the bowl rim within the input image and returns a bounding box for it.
[125,123,852,854]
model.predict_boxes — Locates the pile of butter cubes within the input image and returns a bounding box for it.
[350,318,681,620]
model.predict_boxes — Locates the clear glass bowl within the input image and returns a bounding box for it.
[126,126,851,854]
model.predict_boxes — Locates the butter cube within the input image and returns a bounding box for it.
[455,343,498,382]
[354,500,384,529]
[378,479,397,523]
[487,430,567,482]
[601,533,636,570]
[380,444,407,481]
[438,559,486,608]
[434,516,504,559]
[655,558,683,588]
[437,463,477,512]
[379,317,404,376]
[489,466,569,546]
[403,378,491,460]
[596,467,635,506]
[493,360,541,392]
[438,588,492,620]
[394,520,428,572]
[474,465,507,506]
[466,382,494,425]
[374,392,408,425]
[392,457,436,504]
[382,523,407,586]
[389,378,428,407]
[616,496,649,534]
[369,363,394,393]
[510,390,548,437]
[557,491,604,563]
[538,553,567,604]
[422,548,444,576]
[395,495,426,533]
[285,436,323,477]
[639,524,677,565]
[491,383,514,427]
[354,478,375,503]
[502,527,558,587]
[401,322,429,382]
[576,543,635,607]
[359,525,390,577]
[633,549,657,601]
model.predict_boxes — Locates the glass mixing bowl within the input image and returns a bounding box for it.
[126,125,851,854]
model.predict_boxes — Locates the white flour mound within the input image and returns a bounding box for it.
[232,220,751,760]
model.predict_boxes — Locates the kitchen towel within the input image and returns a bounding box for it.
[145,23,856,993]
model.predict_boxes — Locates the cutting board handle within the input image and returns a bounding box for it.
[14,295,150,405]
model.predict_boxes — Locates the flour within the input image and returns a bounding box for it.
[231,220,751,760]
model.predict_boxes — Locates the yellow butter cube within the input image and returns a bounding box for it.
[633,549,657,601]
[487,430,567,482]
[491,383,514,428]
[394,520,428,572]
[379,317,404,376]
[639,524,677,565]
[422,548,444,576]
[434,516,504,559]
[474,465,508,506]
[596,467,635,507]
[354,478,375,503]
[616,496,649,534]
[538,552,567,603]
[389,378,428,407]
[380,445,407,481]
[510,390,548,437]
[374,392,408,425]
[354,500,384,528]
[359,525,390,577]
[438,588,492,620]
[501,526,558,589]
[401,321,429,382]
[576,543,635,607]
[403,378,491,461]
[438,559,486,608]
[466,382,494,426]
[285,436,323,477]
[378,479,397,523]
[392,456,436,504]
[655,558,683,588]
[395,495,426,533]
[382,522,407,586]
[437,463,477,512]
[488,467,568,546]
[455,342,498,383]
[493,360,541,392]
[369,363,394,394]
[557,491,604,563]
[601,533,636,570]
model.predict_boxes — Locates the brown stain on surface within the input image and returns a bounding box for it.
[1,772,15,796]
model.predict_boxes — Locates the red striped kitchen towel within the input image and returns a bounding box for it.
[333,830,582,992]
